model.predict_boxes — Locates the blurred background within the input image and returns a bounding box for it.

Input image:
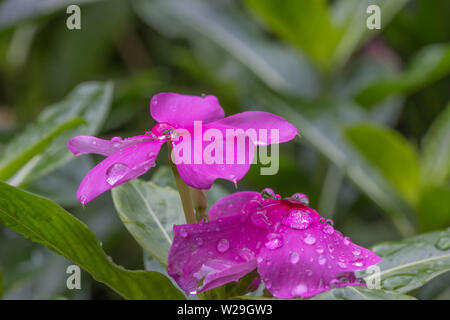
[0,0,449,299]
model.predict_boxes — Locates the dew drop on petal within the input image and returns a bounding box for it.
[323,225,335,235]
[318,255,327,265]
[264,279,272,289]
[282,209,313,230]
[106,163,130,186]
[304,234,316,245]
[352,248,362,256]
[264,233,283,250]
[289,251,300,264]
[291,284,307,296]
[216,238,230,253]
[343,236,351,246]
[315,245,324,254]
[180,229,188,238]
[261,188,276,199]
[290,193,309,205]
[352,260,364,267]
[238,247,255,261]
[337,262,347,268]
[257,256,263,264]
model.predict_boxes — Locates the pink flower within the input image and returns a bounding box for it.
[167,190,382,298]
[68,93,297,205]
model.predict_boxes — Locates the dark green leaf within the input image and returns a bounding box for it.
[0,181,185,300]
[417,186,450,232]
[355,44,450,107]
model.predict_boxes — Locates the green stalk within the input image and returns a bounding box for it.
[167,143,197,224]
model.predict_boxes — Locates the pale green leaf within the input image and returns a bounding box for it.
[367,228,450,293]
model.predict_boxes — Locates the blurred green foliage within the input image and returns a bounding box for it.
[0,0,448,299]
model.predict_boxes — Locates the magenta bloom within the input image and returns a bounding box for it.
[167,190,381,298]
[68,93,297,204]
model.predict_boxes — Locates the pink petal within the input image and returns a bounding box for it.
[208,191,262,221]
[213,111,298,145]
[167,215,268,295]
[172,123,255,189]
[256,222,382,299]
[68,135,153,157]
[150,93,225,128]
[76,140,164,204]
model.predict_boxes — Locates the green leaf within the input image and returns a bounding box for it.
[112,179,185,266]
[421,102,450,186]
[245,0,340,71]
[345,124,421,204]
[0,81,113,186]
[310,286,416,300]
[257,93,415,236]
[417,186,450,232]
[0,269,3,299]
[134,0,319,98]
[331,0,407,70]
[355,44,450,107]
[0,181,185,300]
[0,117,85,181]
[367,228,450,293]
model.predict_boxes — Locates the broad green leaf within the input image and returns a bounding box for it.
[367,228,450,293]
[20,81,113,186]
[0,117,85,181]
[112,179,185,266]
[134,0,319,98]
[345,124,420,204]
[417,186,450,232]
[245,0,340,71]
[355,44,450,107]
[331,0,407,70]
[310,286,416,300]
[0,181,184,300]
[421,102,450,186]
[0,82,112,186]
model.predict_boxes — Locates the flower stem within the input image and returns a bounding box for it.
[167,143,197,224]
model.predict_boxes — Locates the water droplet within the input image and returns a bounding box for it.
[282,209,313,230]
[238,247,255,261]
[305,269,313,276]
[257,256,263,264]
[291,284,307,296]
[352,260,364,267]
[289,251,300,264]
[326,219,334,226]
[251,210,272,228]
[261,188,276,199]
[264,233,283,250]
[180,229,188,238]
[315,245,324,254]
[323,225,334,235]
[216,238,230,253]
[79,195,87,204]
[264,279,272,289]
[303,234,316,245]
[352,248,362,256]
[105,163,130,186]
[201,93,207,98]
[343,237,351,246]
[318,255,327,265]
[328,243,335,253]
[337,262,347,268]
[435,236,450,250]
[290,193,309,205]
